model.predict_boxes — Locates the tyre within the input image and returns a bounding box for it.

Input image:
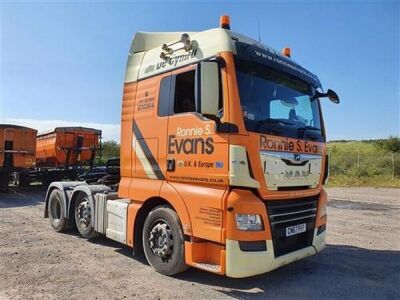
[142,206,189,276]
[0,171,10,192]
[42,175,52,188]
[74,192,98,238]
[48,189,68,232]
[19,171,31,187]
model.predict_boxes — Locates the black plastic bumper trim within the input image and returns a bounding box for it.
[238,240,267,252]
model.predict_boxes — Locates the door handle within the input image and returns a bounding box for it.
[167,159,175,171]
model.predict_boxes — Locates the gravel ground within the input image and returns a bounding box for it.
[0,187,399,299]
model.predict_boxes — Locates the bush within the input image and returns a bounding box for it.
[95,140,120,165]
[327,138,399,187]
[374,136,400,153]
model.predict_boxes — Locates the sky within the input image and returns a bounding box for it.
[1,0,399,141]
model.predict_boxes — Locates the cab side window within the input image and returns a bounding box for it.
[174,70,195,114]
[157,66,222,117]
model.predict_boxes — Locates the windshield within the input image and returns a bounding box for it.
[235,58,324,142]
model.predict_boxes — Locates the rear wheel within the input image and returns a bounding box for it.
[142,206,189,276]
[48,189,67,232]
[74,193,97,238]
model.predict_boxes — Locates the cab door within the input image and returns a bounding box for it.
[164,63,229,243]
[165,64,229,186]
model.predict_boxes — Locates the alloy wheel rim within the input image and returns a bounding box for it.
[148,221,173,261]
[76,198,91,228]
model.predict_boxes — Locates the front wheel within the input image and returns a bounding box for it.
[142,206,189,276]
[74,193,97,238]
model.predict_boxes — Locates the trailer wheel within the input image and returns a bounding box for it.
[19,171,31,187]
[142,206,189,276]
[48,189,68,232]
[74,193,97,239]
[0,171,10,192]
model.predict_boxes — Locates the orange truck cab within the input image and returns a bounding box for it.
[44,16,339,278]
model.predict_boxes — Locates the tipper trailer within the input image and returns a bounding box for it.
[44,16,339,278]
[36,126,101,168]
[23,127,102,185]
[0,124,37,191]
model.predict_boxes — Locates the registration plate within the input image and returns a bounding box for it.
[286,223,306,237]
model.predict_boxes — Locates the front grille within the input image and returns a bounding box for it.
[266,195,318,257]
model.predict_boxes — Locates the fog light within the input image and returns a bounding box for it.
[236,214,263,231]
[239,240,267,252]
[317,224,326,235]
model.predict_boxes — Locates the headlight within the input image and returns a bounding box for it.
[319,202,327,217]
[235,214,264,231]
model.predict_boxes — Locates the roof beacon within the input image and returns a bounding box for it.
[220,15,230,30]
[282,47,291,57]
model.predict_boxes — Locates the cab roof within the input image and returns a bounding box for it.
[125,27,321,88]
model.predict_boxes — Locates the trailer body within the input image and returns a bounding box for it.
[19,127,103,185]
[36,127,101,168]
[44,16,339,278]
[0,124,37,190]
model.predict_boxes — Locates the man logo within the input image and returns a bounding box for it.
[294,154,301,161]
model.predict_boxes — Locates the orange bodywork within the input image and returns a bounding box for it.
[0,124,37,169]
[36,127,101,167]
[119,50,328,274]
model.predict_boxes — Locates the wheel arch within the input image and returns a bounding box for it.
[44,181,84,219]
[133,197,170,255]
[133,189,192,255]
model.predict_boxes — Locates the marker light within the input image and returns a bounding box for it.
[319,202,327,218]
[282,47,291,57]
[220,15,231,30]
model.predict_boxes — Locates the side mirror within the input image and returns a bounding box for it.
[327,89,340,104]
[199,61,220,116]
[312,89,340,104]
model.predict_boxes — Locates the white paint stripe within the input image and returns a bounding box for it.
[132,138,158,179]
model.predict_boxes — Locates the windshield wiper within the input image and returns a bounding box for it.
[301,125,321,131]
[254,119,296,135]
[298,126,321,141]
[257,118,295,126]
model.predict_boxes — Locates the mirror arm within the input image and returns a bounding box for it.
[203,56,226,68]
[215,56,226,68]
[203,114,221,123]
[311,91,326,101]
[215,122,239,134]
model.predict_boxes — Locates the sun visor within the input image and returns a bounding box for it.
[235,42,322,88]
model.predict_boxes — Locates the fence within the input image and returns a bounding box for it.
[327,149,400,186]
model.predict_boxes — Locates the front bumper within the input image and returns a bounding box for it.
[226,228,326,278]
